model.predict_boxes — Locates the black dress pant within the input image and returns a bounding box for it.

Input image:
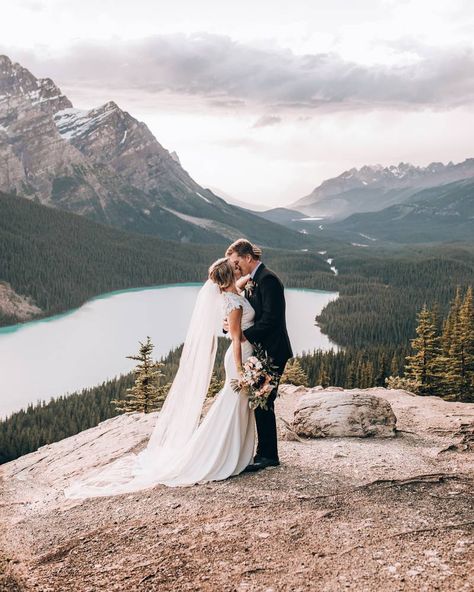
[254,379,280,461]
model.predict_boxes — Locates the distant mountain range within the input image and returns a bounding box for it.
[291,159,474,221]
[2,55,472,249]
[0,55,309,249]
[326,178,474,244]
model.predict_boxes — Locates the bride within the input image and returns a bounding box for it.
[64,258,256,498]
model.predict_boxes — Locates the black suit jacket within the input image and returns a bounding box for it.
[243,263,293,373]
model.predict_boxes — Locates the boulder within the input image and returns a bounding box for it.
[292,390,397,438]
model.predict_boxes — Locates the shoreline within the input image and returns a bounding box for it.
[0,285,339,419]
[0,282,339,335]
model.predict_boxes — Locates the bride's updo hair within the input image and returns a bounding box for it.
[225,238,262,260]
[208,258,235,291]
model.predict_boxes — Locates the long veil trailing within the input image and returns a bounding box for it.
[64,280,222,498]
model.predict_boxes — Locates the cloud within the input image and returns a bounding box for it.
[19,0,45,11]
[252,115,282,128]
[207,98,247,109]
[4,32,474,111]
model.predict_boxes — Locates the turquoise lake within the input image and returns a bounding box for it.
[0,284,339,418]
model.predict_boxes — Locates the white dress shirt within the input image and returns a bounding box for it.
[250,261,262,280]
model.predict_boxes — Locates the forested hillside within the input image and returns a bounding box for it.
[317,242,474,346]
[3,193,474,463]
[0,339,229,463]
[325,179,474,244]
[0,338,409,463]
[0,191,336,327]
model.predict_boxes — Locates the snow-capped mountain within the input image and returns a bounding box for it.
[327,178,474,244]
[291,160,474,220]
[0,55,306,248]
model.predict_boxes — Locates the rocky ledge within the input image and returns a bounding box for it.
[0,281,41,322]
[1,386,473,591]
[291,388,397,438]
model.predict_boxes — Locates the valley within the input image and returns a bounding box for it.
[1,53,474,472]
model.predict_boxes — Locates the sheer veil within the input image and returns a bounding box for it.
[64,280,222,498]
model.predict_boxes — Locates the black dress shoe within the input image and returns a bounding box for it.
[257,457,280,468]
[242,463,262,473]
[243,457,280,472]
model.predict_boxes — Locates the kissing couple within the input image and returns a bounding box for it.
[65,238,293,498]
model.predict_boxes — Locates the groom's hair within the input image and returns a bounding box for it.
[225,239,262,260]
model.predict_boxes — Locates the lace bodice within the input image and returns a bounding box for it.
[222,292,255,331]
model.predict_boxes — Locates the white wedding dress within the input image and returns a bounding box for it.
[64,286,255,498]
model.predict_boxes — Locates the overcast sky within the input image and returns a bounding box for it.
[2,0,474,207]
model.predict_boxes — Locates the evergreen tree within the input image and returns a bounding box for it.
[459,286,474,399]
[317,365,330,388]
[280,359,309,386]
[444,287,474,400]
[404,304,441,395]
[374,352,388,386]
[112,337,166,413]
[441,287,462,356]
[360,360,375,388]
[207,372,224,398]
[345,360,357,389]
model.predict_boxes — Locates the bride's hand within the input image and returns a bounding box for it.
[236,274,251,291]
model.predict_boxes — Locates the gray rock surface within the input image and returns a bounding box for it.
[0,281,41,320]
[292,389,397,438]
[0,54,212,234]
[1,387,473,591]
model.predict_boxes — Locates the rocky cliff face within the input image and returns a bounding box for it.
[0,55,118,219]
[0,55,305,247]
[1,57,69,186]
[52,100,220,212]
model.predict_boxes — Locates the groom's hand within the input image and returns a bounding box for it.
[236,273,251,291]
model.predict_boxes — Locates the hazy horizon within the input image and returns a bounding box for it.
[2,0,474,208]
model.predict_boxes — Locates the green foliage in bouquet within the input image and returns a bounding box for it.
[231,344,279,410]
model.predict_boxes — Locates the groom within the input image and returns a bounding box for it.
[226,238,293,471]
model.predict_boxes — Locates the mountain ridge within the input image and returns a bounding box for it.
[0,189,337,327]
[0,54,310,248]
[291,158,474,220]
[326,178,474,244]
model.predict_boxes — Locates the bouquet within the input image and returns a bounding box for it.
[231,345,279,410]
